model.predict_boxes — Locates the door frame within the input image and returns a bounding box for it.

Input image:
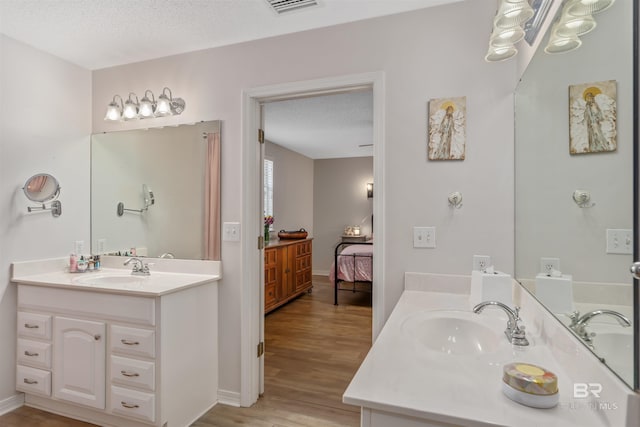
[240,71,386,406]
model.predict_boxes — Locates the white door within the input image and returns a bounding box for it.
[53,316,106,409]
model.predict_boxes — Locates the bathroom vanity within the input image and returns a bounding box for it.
[12,256,221,427]
[344,273,636,427]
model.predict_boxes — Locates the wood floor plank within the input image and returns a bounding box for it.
[0,275,371,426]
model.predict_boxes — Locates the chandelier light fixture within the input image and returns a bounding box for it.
[104,87,186,121]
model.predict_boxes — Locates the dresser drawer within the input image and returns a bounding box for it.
[17,339,51,369]
[111,356,155,391]
[17,312,51,340]
[16,365,51,397]
[110,386,156,423]
[111,325,155,358]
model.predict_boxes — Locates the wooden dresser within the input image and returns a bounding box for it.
[264,238,312,313]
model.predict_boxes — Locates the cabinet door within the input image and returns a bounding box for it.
[264,247,281,311]
[53,317,106,409]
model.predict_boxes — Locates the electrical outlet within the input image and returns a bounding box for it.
[540,257,560,275]
[473,255,492,272]
[223,222,241,242]
[413,226,436,248]
[606,229,633,254]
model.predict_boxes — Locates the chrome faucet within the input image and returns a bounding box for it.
[473,301,529,346]
[569,310,631,346]
[123,257,151,276]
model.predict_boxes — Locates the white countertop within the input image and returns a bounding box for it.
[11,257,221,296]
[343,282,634,427]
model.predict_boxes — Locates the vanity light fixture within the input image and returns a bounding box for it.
[138,90,156,118]
[122,93,139,120]
[485,0,534,62]
[544,0,615,55]
[104,95,124,121]
[104,87,185,121]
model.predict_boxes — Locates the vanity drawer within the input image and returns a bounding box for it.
[110,356,155,391]
[16,365,51,397]
[17,312,51,340]
[110,386,156,423]
[17,339,51,369]
[111,325,155,358]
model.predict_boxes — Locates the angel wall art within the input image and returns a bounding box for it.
[569,80,617,154]
[428,96,466,160]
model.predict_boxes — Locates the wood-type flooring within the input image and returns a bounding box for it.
[0,275,372,427]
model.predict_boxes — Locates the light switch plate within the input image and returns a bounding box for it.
[413,226,436,248]
[606,229,632,254]
[223,222,241,242]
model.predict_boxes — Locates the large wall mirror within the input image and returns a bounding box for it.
[91,120,221,261]
[515,1,637,388]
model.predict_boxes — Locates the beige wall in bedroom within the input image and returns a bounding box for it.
[313,157,373,274]
[264,141,314,237]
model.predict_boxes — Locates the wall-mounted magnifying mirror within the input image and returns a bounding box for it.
[22,173,62,217]
[117,184,156,216]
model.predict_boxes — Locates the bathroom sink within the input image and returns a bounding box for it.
[591,330,634,385]
[73,274,145,288]
[401,310,503,356]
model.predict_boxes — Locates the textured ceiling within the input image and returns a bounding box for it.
[0,0,462,70]
[263,90,373,159]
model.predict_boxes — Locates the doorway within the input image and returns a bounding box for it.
[240,72,385,407]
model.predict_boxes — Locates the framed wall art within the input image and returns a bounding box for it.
[427,96,466,160]
[569,80,617,154]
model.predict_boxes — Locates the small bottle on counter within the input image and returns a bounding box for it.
[77,256,88,272]
[69,253,78,273]
[94,255,101,270]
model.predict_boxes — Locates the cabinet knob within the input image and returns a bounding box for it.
[121,339,140,346]
[24,323,39,329]
[24,351,39,357]
[121,370,140,378]
[23,378,38,385]
[94,334,101,341]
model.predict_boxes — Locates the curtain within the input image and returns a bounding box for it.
[204,132,221,260]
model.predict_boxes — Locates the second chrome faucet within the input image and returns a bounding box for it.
[473,301,529,346]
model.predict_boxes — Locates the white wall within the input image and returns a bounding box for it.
[264,141,314,237]
[313,157,373,273]
[91,0,516,397]
[0,35,91,405]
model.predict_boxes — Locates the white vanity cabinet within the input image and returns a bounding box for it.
[14,278,218,427]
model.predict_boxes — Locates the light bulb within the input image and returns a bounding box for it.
[156,95,172,116]
[104,103,121,121]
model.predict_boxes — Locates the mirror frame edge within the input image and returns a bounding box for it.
[633,0,639,392]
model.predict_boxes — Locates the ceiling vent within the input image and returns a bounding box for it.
[266,0,320,14]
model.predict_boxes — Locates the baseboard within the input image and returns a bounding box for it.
[217,389,241,407]
[0,393,24,416]
[312,270,329,276]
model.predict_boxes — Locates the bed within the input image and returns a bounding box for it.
[329,241,373,305]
